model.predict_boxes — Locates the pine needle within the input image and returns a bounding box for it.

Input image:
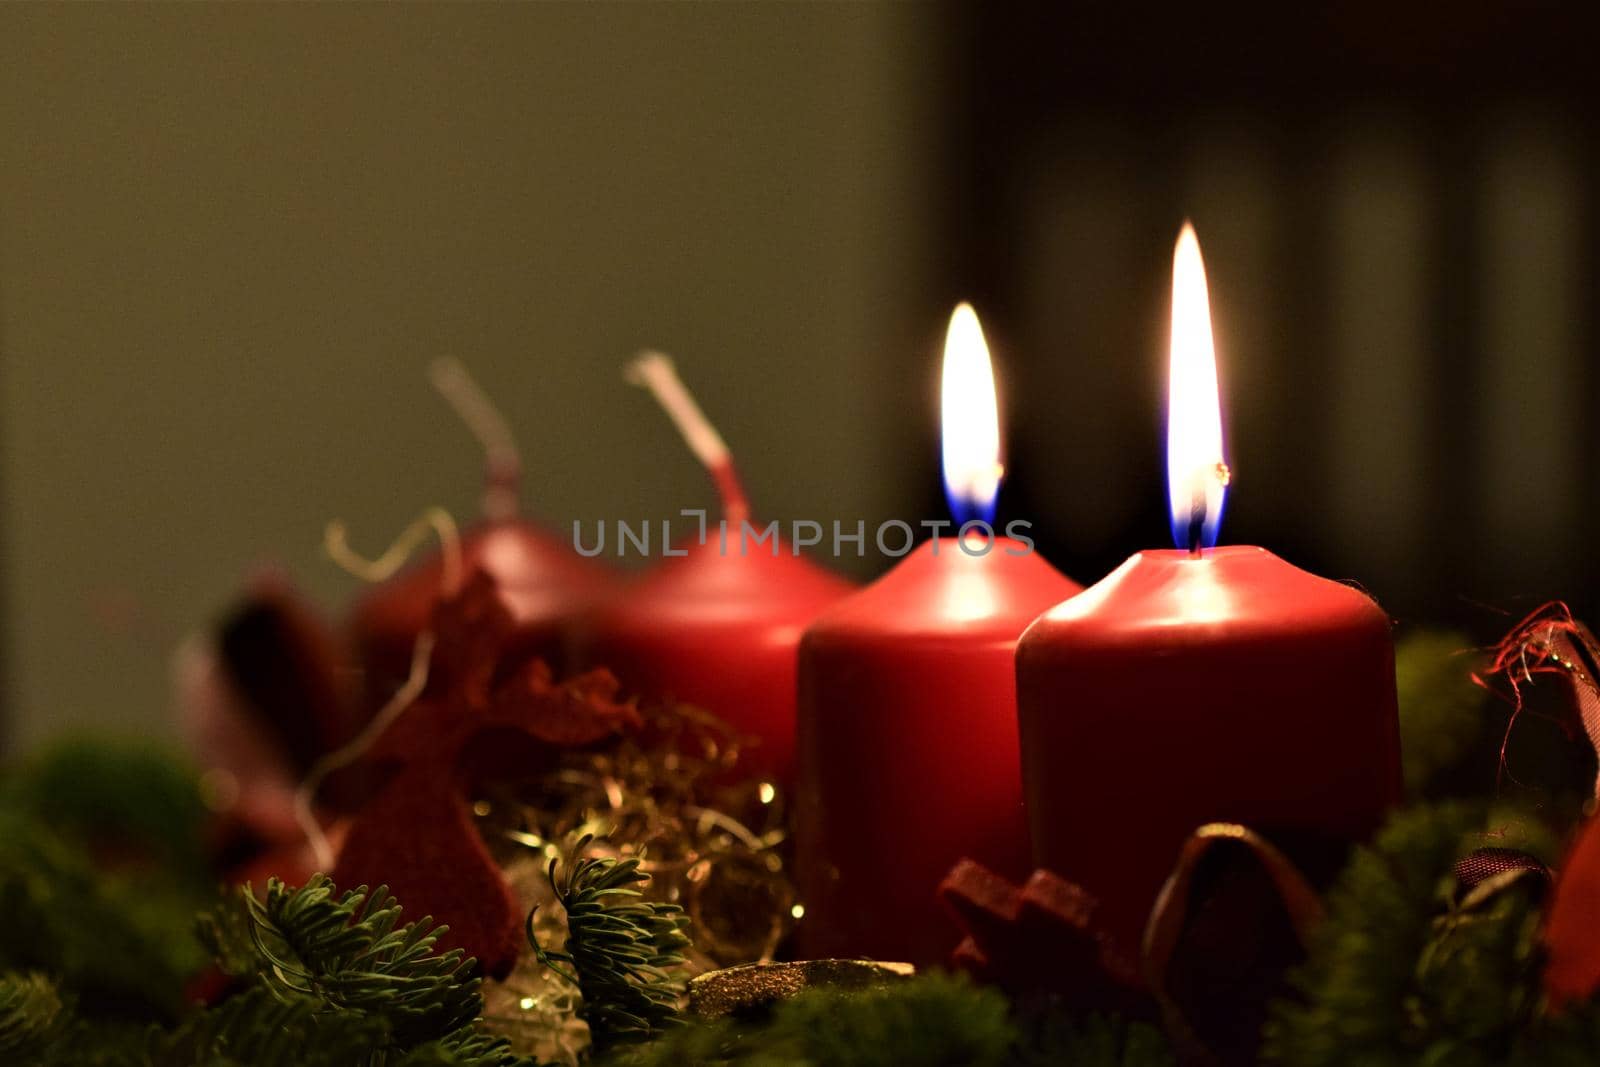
[529,836,690,1051]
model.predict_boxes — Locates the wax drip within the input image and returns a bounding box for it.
[429,357,522,522]
[626,351,751,525]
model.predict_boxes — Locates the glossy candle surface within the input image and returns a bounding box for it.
[795,538,1082,964]
[568,536,853,783]
[1015,545,1402,949]
[352,519,616,703]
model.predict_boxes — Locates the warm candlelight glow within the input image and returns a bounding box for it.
[941,302,1003,526]
[1167,223,1229,552]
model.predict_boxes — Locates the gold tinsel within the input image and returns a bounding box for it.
[471,701,796,1062]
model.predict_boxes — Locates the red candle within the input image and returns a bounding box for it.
[567,353,853,784]
[1015,224,1402,950]
[350,359,616,704]
[794,305,1083,965]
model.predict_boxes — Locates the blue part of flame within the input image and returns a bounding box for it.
[1166,473,1226,551]
[944,480,998,530]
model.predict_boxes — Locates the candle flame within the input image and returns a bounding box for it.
[941,303,1003,526]
[1166,223,1228,552]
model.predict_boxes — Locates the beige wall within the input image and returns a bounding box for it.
[0,3,938,750]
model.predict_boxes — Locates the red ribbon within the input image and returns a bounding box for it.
[1482,602,1600,798]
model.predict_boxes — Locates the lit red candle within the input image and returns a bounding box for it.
[794,305,1083,965]
[567,353,853,784]
[1015,224,1403,949]
[350,359,616,704]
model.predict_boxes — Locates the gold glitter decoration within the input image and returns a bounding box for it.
[472,700,797,1056]
[688,960,915,1020]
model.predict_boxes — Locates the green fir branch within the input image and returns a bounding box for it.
[757,971,1016,1067]
[0,809,202,1020]
[1,737,209,876]
[0,971,69,1061]
[529,836,690,1051]
[1262,802,1561,1066]
[1395,631,1496,799]
[196,889,259,979]
[157,984,391,1067]
[240,875,517,1062]
[603,972,1152,1067]
[1013,1008,1174,1067]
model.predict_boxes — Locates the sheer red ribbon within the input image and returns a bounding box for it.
[1482,602,1600,799]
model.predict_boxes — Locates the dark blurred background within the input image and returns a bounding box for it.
[2,2,1597,748]
[947,1,1600,637]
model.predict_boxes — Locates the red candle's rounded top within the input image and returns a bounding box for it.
[805,538,1082,649]
[1024,545,1388,648]
[351,519,618,647]
[595,536,854,626]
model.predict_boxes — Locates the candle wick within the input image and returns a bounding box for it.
[295,629,435,871]
[429,357,521,522]
[711,462,752,525]
[626,350,752,524]
[325,507,465,594]
[1186,490,1207,558]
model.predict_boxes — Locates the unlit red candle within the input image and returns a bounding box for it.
[567,353,852,784]
[349,360,616,706]
[1015,224,1402,950]
[353,519,616,702]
